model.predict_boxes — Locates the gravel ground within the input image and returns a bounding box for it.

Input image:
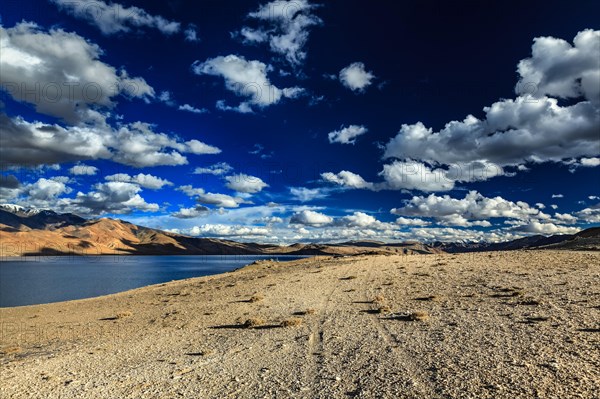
[1,250,599,398]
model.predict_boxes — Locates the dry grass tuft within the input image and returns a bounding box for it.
[243,318,266,328]
[249,293,265,303]
[281,317,303,328]
[0,346,22,355]
[373,295,386,304]
[295,308,317,316]
[116,311,132,319]
[376,305,392,314]
[408,311,429,321]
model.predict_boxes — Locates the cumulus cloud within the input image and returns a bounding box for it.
[580,157,600,167]
[69,181,159,215]
[51,0,181,36]
[177,185,248,209]
[105,173,172,190]
[193,162,233,176]
[379,161,455,192]
[516,29,600,104]
[290,210,333,226]
[327,125,368,145]
[391,191,545,226]
[69,164,98,176]
[237,0,322,66]
[383,30,600,179]
[575,202,600,223]
[184,224,271,238]
[516,221,580,235]
[339,62,375,92]
[321,171,373,189]
[0,115,221,167]
[25,177,72,201]
[192,55,304,112]
[0,22,154,124]
[552,194,564,198]
[178,104,208,114]
[395,217,431,226]
[225,174,269,194]
[289,187,329,202]
[171,205,210,219]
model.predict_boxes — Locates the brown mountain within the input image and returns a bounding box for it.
[0,205,440,257]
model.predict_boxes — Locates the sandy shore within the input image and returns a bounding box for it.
[1,250,599,398]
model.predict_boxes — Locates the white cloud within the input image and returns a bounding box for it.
[321,171,373,189]
[327,125,368,145]
[552,194,564,198]
[517,221,580,235]
[290,210,333,226]
[238,0,322,66]
[395,217,431,226]
[379,161,455,192]
[185,139,221,155]
[51,0,181,36]
[516,29,600,104]
[70,181,159,215]
[184,25,200,42]
[535,203,546,209]
[383,30,600,173]
[192,55,303,111]
[193,162,233,176]
[105,173,172,190]
[26,177,72,201]
[551,204,558,210]
[177,185,248,209]
[198,193,247,208]
[576,203,600,223]
[69,164,98,176]
[178,104,208,114]
[339,62,375,92]
[225,174,269,194]
[185,224,271,238]
[553,213,578,224]
[0,22,154,124]
[391,191,544,224]
[580,157,600,167]
[171,205,209,219]
[290,187,329,202]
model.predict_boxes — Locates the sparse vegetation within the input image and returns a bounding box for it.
[281,317,303,328]
[295,308,317,316]
[243,318,266,328]
[116,311,132,319]
[249,293,265,303]
[373,295,386,304]
[376,305,392,314]
[408,311,429,321]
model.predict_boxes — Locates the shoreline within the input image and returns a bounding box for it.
[0,255,315,309]
[1,250,598,398]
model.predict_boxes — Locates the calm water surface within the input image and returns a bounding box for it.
[0,255,307,307]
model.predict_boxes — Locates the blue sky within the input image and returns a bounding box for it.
[0,0,599,243]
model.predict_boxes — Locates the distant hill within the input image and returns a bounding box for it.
[0,205,439,257]
[435,227,600,253]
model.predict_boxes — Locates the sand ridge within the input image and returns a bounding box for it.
[1,250,599,398]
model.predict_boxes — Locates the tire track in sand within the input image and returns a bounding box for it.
[361,257,439,398]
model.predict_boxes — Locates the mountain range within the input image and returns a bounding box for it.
[0,204,598,257]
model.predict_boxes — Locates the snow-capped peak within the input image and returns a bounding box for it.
[0,204,44,216]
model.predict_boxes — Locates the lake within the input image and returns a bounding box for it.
[0,255,307,307]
